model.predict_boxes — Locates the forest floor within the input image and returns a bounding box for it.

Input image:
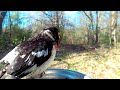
[0,44,120,79]
[51,44,120,79]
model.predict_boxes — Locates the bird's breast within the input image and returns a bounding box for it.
[23,45,56,78]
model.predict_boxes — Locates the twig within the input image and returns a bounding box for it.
[83,11,92,22]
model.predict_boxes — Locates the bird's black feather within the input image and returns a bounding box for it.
[0,27,59,79]
[6,31,55,78]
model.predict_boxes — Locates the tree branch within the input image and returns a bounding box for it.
[41,11,53,23]
[83,11,92,22]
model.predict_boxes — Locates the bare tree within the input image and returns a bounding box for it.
[109,11,118,48]
[0,11,7,34]
[8,12,12,44]
[83,11,95,45]
[41,11,67,29]
[98,11,106,30]
[95,11,99,45]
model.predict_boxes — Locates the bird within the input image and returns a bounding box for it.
[0,27,60,79]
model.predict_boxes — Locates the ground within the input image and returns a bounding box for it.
[1,44,120,79]
[50,44,120,79]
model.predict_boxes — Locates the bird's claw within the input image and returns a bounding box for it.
[39,71,45,78]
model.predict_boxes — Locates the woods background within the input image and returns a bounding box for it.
[0,11,120,79]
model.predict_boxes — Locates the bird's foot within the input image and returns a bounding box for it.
[39,71,45,78]
[25,71,46,79]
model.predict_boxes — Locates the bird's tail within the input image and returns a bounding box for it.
[0,72,17,79]
[0,70,6,78]
[0,66,17,79]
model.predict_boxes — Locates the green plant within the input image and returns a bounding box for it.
[11,26,31,45]
[0,26,32,48]
[0,32,9,47]
[99,32,110,46]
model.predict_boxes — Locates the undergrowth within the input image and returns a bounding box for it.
[51,46,120,79]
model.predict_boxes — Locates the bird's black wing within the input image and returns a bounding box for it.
[6,49,36,77]
[2,29,55,78]
[6,40,54,78]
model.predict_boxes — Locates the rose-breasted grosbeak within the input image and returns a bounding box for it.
[0,27,59,79]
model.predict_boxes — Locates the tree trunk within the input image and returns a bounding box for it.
[0,11,7,34]
[8,12,12,44]
[55,11,59,29]
[87,24,90,44]
[109,11,118,48]
[89,11,95,45]
[98,11,106,34]
[83,11,94,45]
[95,11,99,45]
[90,11,94,31]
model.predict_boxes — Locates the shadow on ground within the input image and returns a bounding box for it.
[56,44,87,58]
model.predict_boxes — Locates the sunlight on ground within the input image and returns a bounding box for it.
[51,48,120,79]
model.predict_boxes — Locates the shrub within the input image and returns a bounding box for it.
[0,26,32,48]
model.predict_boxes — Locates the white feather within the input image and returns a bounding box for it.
[44,48,48,57]
[31,52,37,56]
[34,45,56,76]
[20,54,26,58]
[31,48,48,58]
[37,50,45,57]
[0,46,20,64]
[22,45,56,79]
[43,30,55,41]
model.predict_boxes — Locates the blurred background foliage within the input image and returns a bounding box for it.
[1,11,120,48]
[1,11,120,78]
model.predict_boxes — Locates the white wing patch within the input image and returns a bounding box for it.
[31,48,48,58]
[44,48,48,57]
[20,54,26,58]
[26,45,56,78]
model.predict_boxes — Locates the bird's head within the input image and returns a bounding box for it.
[43,27,60,49]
